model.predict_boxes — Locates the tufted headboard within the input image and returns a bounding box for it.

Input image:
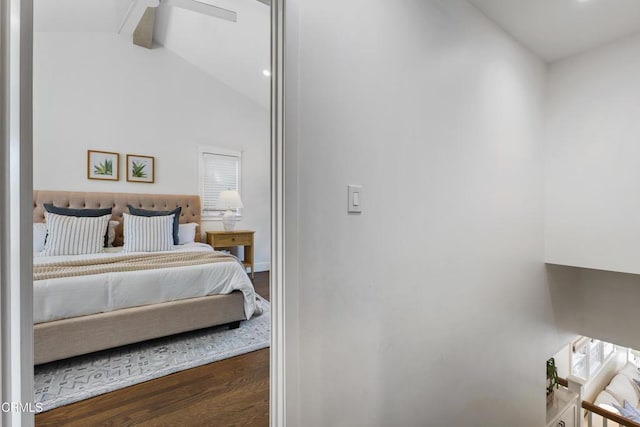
[33,191,202,247]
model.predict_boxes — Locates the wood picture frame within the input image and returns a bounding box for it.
[87,150,120,181]
[126,154,155,183]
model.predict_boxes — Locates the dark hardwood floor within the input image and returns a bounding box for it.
[36,272,270,427]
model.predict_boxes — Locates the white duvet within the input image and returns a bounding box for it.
[33,243,258,324]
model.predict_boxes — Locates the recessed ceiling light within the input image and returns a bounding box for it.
[262,69,271,77]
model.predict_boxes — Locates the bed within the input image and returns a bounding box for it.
[32,190,258,365]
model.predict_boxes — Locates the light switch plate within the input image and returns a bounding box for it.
[348,185,362,214]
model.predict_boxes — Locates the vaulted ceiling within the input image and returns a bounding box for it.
[469,0,640,62]
[35,0,132,32]
[154,0,270,108]
[35,0,270,108]
[35,0,640,102]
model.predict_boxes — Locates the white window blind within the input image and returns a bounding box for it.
[201,151,241,216]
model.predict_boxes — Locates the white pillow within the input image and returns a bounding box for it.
[42,212,111,256]
[177,223,199,245]
[599,403,621,415]
[33,223,47,252]
[606,374,639,408]
[594,390,623,409]
[619,362,640,383]
[107,220,119,247]
[123,213,175,253]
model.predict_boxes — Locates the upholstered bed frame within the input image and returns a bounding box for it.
[33,190,246,365]
[33,190,203,246]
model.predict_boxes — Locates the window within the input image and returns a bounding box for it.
[570,336,616,380]
[199,146,242,218]
[629,348,640,367]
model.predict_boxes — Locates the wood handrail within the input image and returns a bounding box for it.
[557,377,569,387]
[582,400,640,427]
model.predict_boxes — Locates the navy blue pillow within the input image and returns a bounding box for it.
[43,204,113,247]
[127,205,181,245]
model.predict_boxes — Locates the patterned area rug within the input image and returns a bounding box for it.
[34,297,270,412]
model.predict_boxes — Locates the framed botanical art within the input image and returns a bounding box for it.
[126,154,155,183]
[87,150,119,181]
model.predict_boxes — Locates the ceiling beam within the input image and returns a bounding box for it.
[122,0,239,50]
[119,0,160,36]
[165,0,237,22]
[133,7,156,49]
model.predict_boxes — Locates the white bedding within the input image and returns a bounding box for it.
[33,243,258,324]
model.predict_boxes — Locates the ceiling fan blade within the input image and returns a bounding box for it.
[119,0,161,35]
[165,0,237,23]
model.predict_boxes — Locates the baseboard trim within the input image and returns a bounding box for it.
[252,262,271,273]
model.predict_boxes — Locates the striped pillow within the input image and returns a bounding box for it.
[123,213,175,253]
[42,212,112,256]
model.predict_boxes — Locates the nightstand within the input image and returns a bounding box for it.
[206,230,255,279]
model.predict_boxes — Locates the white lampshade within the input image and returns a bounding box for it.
[217,190,244,209]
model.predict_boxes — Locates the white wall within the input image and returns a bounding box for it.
[553,344,571,379]
[154,0,271,109]
[573,268,640,353]
[545,32,640,274]
[543,32,640,373]
[285,1,573,425]
[33,32,270,269]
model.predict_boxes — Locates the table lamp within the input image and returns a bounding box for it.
[217,190,243,231]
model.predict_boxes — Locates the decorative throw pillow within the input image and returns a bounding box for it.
[177,223,199,245]
[44,204,113,247]
[612,400,640,422]
[594,390,622,411]
[42,212,111,256]
[122,213,175,253]
[607,374,640,407]
[598,403,620,415]
[127,205,181,245]
[33,223,47,252]
[107,220,119,247]
[43,203,112,217]
[625,400,640,419]
[620,362,640,383]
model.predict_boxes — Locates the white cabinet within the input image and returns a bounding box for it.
[547,388,578,427]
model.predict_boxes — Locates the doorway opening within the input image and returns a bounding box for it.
[25,0,282,425]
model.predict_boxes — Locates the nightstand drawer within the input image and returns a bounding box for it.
[213,234,252,247]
